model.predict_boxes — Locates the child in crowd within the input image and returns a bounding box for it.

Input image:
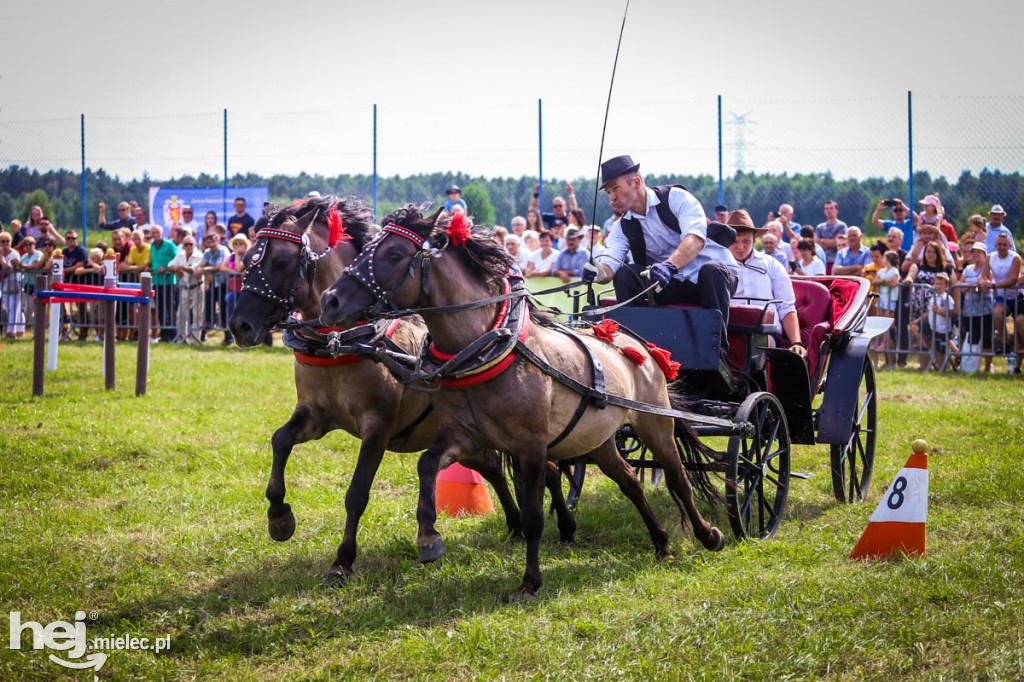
[910,272,958,370]
[960,241,995,373]
[871,250,901,368]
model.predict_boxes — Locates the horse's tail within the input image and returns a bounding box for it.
[669,392,725,506]
[501,451,524,505]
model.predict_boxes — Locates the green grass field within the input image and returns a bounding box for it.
[2,340,1023,680]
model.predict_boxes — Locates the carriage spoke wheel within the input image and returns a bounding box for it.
[726,392,791,540]
[830,359,876,503]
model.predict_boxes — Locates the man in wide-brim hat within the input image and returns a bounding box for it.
[725,210,806,357]
[591,154,739,350]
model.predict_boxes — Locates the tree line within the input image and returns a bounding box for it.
[1,165,1020,242]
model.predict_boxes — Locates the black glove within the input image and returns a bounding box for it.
[648,261,678,287]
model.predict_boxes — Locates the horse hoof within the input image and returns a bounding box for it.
[509,588,537,603]
[704,527,726,552]
[656,551,676,562]
[559,537,576,547]
[417,537,445,564]
[508,530,525,543]
[267,505,296,542]
[320,565,351,588]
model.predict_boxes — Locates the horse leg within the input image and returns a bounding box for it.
[638,416,725,552]
[586,439,672,558]
[460,450,524,540]
[323,426,388,586]
[267,404,326,542]
[415,444,445,563]
[546,463,576,545]
[511,449,549,602]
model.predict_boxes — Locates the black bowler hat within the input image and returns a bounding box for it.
[600,155,640,189]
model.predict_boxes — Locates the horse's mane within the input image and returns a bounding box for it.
[382,204,513,287]
[261,195,376,251]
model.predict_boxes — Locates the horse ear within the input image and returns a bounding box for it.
[425,206,445,226]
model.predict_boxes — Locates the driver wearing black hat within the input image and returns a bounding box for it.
[589,155,739,350]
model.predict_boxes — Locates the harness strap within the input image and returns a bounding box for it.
[513,339,737,430]
[546,328,607,450]
[287,318,400,366]
[390,404,434,443]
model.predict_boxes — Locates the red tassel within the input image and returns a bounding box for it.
[621,345,647,367]
[447,212,472,247]
[327,205,351,248]
[591,319,620,343]
[645,342,680,380]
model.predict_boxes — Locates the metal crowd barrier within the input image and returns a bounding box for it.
[4,272,1021,373]
[1,269,244,344]
[868,281,1022,372]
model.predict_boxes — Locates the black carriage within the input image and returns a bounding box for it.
[569,275,891,541]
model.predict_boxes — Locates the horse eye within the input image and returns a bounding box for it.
[386,251,404,262]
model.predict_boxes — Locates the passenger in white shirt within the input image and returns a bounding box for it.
[726,210,806,357]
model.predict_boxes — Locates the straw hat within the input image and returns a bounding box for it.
[229,234,251,249]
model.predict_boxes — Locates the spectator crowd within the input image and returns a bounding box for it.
[2,188,1022,374]
[0,197,262,346]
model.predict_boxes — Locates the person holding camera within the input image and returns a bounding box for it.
[872,198,913,239]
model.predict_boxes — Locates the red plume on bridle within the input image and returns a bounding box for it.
[446,211,472,247]
[327,205,351,248]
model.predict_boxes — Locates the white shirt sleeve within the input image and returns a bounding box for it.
[766,256,797,320]
[596,220,629,274]
[667,187,709,243]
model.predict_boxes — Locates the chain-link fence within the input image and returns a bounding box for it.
[1,92,1021,238]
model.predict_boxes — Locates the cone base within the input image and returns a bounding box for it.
[436,480,494,516]
[849,521,926,560]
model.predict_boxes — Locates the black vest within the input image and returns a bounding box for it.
[618,184,735,267]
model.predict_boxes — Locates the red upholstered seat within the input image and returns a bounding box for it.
[791,279,833,383]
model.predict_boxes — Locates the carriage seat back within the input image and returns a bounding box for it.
[792,279,832,378]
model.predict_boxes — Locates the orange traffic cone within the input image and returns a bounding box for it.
[435,462,494,516]
[849,439,929,560]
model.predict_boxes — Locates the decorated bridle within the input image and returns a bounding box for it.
[240,205,351,327]
[342,213,469,319]
[342,213,535,321]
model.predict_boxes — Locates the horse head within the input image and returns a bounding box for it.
[229,195,374,346]
[319,205,512,328]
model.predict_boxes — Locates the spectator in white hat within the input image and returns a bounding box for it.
[985,204,1017,253]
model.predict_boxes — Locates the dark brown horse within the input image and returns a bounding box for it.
[319,206,725,600]
[228,196,575,584]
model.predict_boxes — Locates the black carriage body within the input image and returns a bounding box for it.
[573,275,890,538]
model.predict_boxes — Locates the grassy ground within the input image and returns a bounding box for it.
[1,340,1023,680]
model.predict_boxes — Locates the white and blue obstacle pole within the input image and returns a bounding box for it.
[46,259,63,372]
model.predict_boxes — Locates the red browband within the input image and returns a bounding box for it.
[382,224,425,247]
[255,228,304,244]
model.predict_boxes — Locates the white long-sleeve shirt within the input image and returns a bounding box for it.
[597,186,738,284]
[732,249,797,336]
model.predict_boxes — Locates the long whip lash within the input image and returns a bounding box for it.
[587,0,631,303]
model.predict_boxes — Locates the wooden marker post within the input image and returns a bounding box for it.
[32,274,49,397]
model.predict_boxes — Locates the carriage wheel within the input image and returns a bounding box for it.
[830,358,876,503]
[726,392,791,540]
